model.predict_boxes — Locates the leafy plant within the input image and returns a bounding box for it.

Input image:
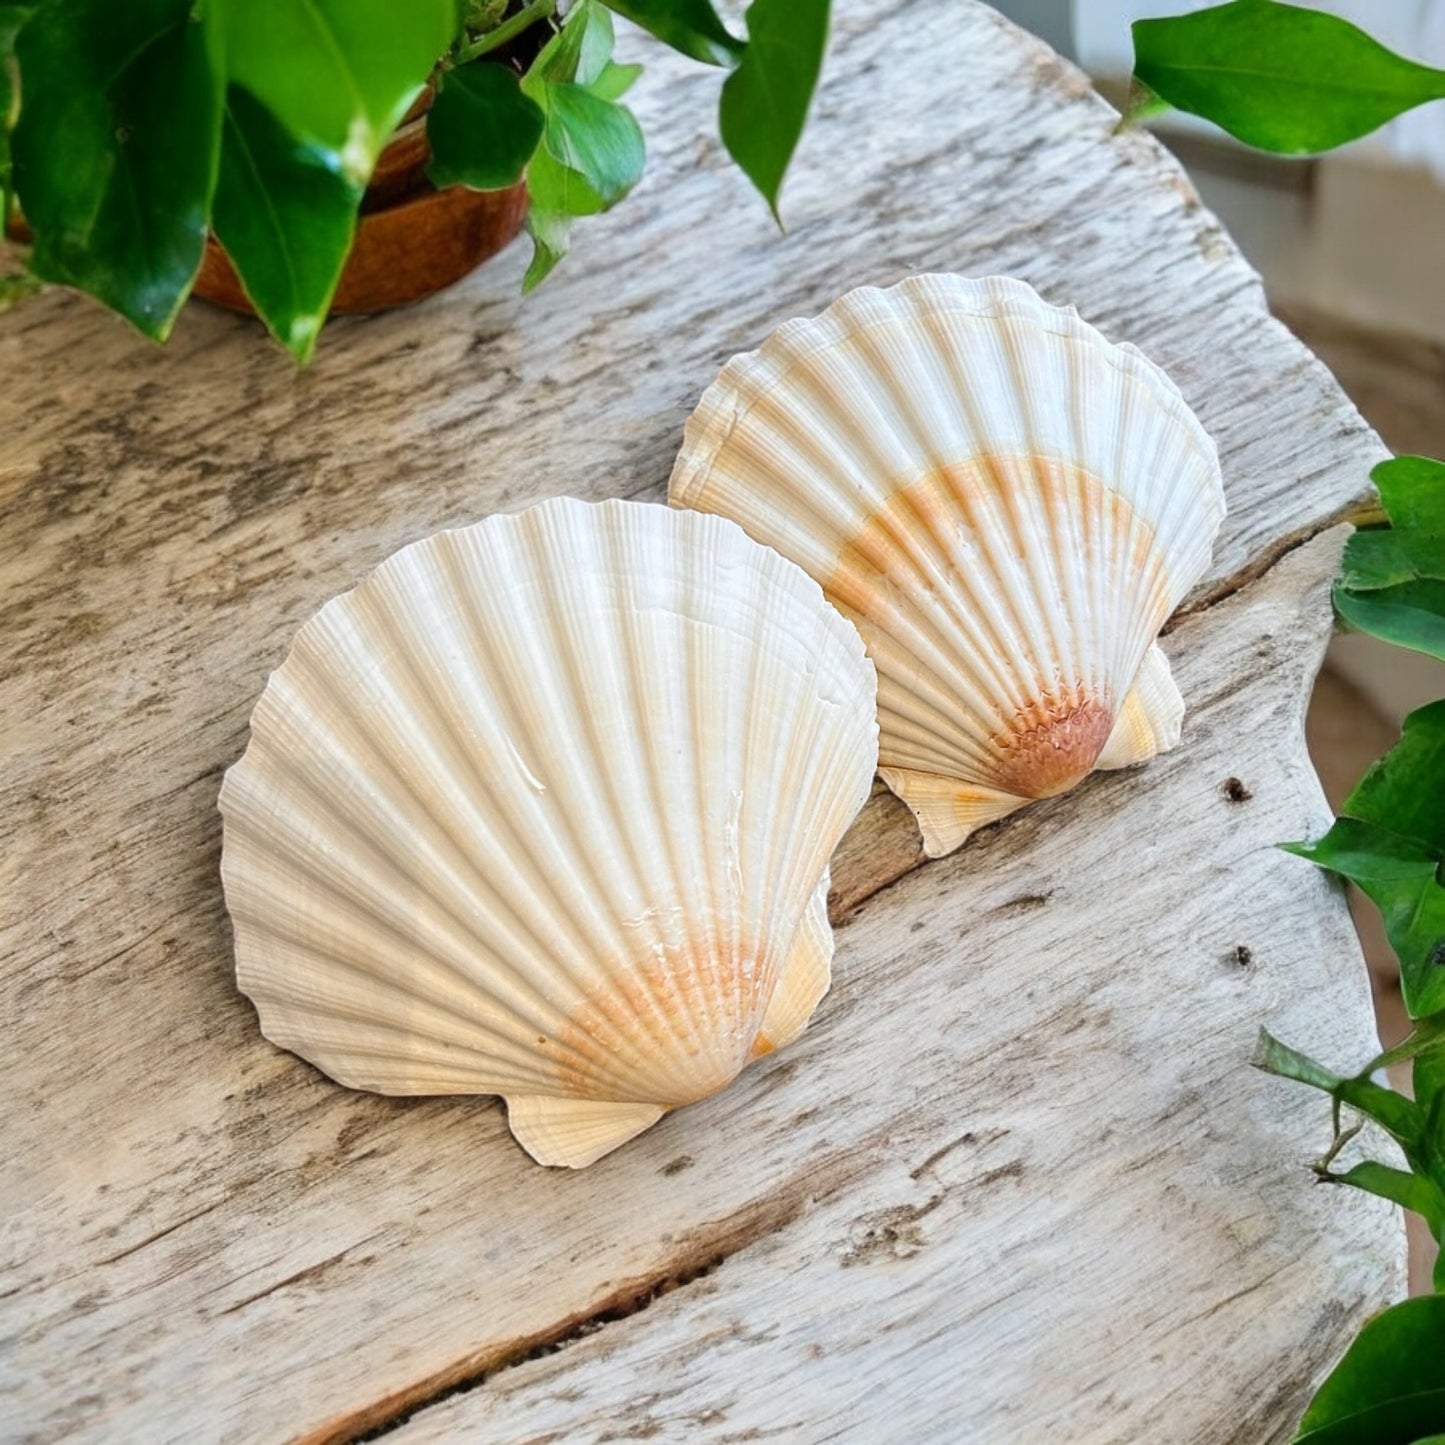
[1256,457,1445,1442]
[1333,458,1445,666]
[513,3,647,292]
[1292,1295,1445,1443]
[1127,0,1445,153]
[1256,1018,1445,1292]
[1123,9,1445,1424]
[1286,700,1445,1019]
[0,0,831,359]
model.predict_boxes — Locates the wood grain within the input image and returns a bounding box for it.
[0,1,1401,1440]
[389,530,1395,1445]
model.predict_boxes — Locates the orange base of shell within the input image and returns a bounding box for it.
[988,688,1116,799]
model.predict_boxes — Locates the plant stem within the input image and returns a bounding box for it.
[1315,1116,1363,1175]
[1342,500,1389,528]
[455,0,556,64]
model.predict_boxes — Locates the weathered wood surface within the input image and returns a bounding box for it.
[0,2,1402,1441]
[390,529,1381,1445]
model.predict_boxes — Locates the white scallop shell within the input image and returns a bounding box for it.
[219,498,878,1168]
[669,274,1225,857]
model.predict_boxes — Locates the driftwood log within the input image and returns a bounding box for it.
[0,1,1404,1440]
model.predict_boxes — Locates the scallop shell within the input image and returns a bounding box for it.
[219,498,878,1168]
[669,274,1225,857]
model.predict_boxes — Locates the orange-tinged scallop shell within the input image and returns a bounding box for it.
[219,499,878,1167]
[669,275,1225,856]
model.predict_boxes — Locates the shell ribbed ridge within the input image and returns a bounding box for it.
[669,274,1224,853]
[219,499,878,1163]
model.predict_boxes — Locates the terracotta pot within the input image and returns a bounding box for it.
[362,114,436,213]
[5,159,528,320]
[194,177,529,317]
[4,87,531,321]
[195,89,530,317]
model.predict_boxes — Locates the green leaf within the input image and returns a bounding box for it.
[1335,458,1445,661]
[719,0,829,220]
[1294,1296,1445,1444]
[1258,1025,1445,1245]
[518,147,600,294]
[214,0,458,186]
[1339,534,1426,593]
[542,82,643,203]
[1325,1160,1445,1222]
[1334,583,1445,664]
[1286,702,1445,1015]
[1255,1028,1345,1095]
[426,62,544,191]
[589,60,642,102]
[11,0,223,339]
[600,0,741,66]
[525,142,606,218]
[1374,457,1445,550]
[210,87,362,364]
[1131,0,1445,155]
[0,3,35,221]
[522,205,567,293]
[517,0,644,287]
[1285,816,1445,1016]
[1418,1049,1445,1129]
[1256,1029,1426,1152]
[1424,1083,1445,1205]
[526,0,613,90]
[1368,1010,1445,1075]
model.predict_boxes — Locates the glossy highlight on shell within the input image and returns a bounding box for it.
[669,274,1226,856]
[218,498,878,1168]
